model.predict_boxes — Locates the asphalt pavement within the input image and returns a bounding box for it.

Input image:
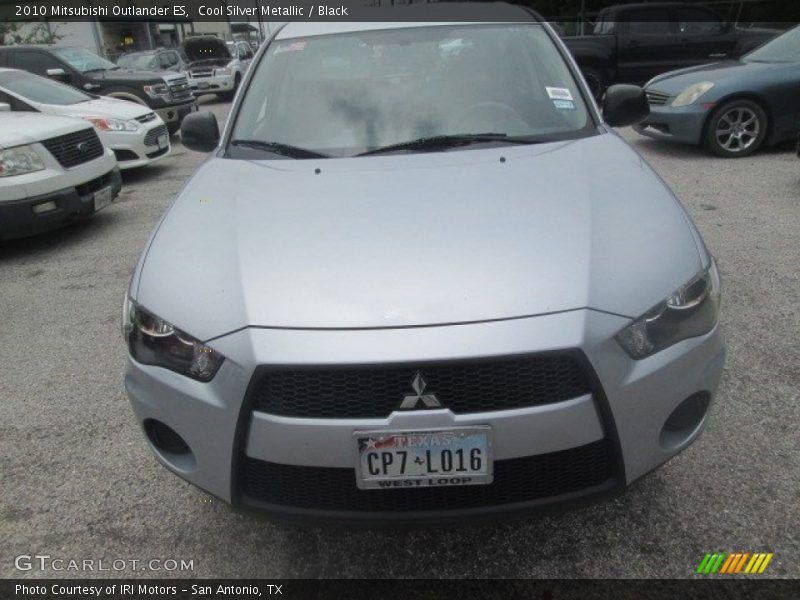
[1,97,798,579]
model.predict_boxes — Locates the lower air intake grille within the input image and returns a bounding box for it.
[252,354,591,418]
[239,439,614,512]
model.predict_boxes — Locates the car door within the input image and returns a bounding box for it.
[13,50,75,85]
[675,6,738,65]
[616,7,680,84]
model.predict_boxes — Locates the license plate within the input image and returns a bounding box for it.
[93,186,113,212]
[354,427,492,490]
[157,134,168,149]
[198,82,210,89]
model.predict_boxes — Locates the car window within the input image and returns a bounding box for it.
[117,53,158,70]
[52,47,117,73]
[231,24,593,158]
[625,10,673,35]
[14,51,63,76]
[677,8,723,34]
[745,26,800,62]
[0,70,92,105]
[0,89,36,111]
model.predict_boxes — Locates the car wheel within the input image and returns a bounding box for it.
[706,99,767,158]
[581,67,607,101]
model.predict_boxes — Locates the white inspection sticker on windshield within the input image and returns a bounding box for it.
[546,86,574,101]
[553,99,576,110]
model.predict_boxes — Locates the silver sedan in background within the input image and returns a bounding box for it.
[123,12,724,524]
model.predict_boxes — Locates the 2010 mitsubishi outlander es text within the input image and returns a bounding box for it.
[123,11,725,524]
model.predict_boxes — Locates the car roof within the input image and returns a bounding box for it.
[276,4,540,40]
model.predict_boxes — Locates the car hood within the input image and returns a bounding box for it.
[0,113,93,149]
[646,59,778,93]
[136,133,704,340]
[182,37,231,63]
[41,96,153,120]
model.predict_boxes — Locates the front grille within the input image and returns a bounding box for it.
[168,78,192,101]
[252,355,591,418]
[239,439,613,512]
[135,112,157,124]
[41,128,104,168]
[145,146,169,159]
[646,90,671,106]
[143,124,169,147]
[75,170,114,197]
[190,69,213,78]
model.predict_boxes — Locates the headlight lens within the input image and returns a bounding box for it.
[617,260,721,359]
[0,144,45,177]
[87,117,140,132]
[143,83,169,99]
[214,67,232,77]
[671,82,714,107]
[123,298,224,381]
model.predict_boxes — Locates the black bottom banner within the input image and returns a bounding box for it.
[2,579,798,600]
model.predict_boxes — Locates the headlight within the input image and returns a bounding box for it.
[671,82,714,107]
[86,117,140,132]
[0,144,45,177]
[214,67,232,77]
[143,83,169,99]
[617,260,720,359]
[123,298,224,382]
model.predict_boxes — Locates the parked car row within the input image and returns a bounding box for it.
[116,36,253,101]
[0,45,196,134]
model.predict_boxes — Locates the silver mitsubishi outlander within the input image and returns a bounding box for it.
[124,11,724,523]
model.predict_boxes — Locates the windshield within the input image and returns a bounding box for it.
[230,24,593,157]
[0,70,91,105]
[117,53,158,70]
[53,47,117,73]
[745,26,800,63]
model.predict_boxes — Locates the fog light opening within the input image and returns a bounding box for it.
[660,392,711,450]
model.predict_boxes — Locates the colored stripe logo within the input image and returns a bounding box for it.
[696,552,773,574]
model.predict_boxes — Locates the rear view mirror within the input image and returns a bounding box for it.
[181,111,220,153]
[602,84,650,128]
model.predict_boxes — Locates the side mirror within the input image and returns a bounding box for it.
[0,102,10,112]
[180,111,220,152]
[602,84,649,128]
[46,67,68,82]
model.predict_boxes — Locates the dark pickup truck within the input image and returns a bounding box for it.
[563,2,780,96]
[0,45,197,134]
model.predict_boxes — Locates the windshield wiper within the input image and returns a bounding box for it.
[357,133,542,156]
[229,139,330,159]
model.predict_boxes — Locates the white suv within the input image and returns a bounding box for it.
[0,105,120,240]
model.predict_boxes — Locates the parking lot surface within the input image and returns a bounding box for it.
[1,98,798,578]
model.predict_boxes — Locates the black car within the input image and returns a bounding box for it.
[0,45,197,134]
[564,2,780,97]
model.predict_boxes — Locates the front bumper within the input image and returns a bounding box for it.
[188,74,235,94]
[103,124,171,170]
[0,166,121,240]
[124,309,724,523]
[634,103,711,146]
[154,100,198,129]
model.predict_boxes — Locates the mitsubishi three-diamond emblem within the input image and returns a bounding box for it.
[399,372,442,409]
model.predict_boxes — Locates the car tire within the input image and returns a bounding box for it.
[167,122,180,136]
[581,67,607,101]
[705,99,768,158]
